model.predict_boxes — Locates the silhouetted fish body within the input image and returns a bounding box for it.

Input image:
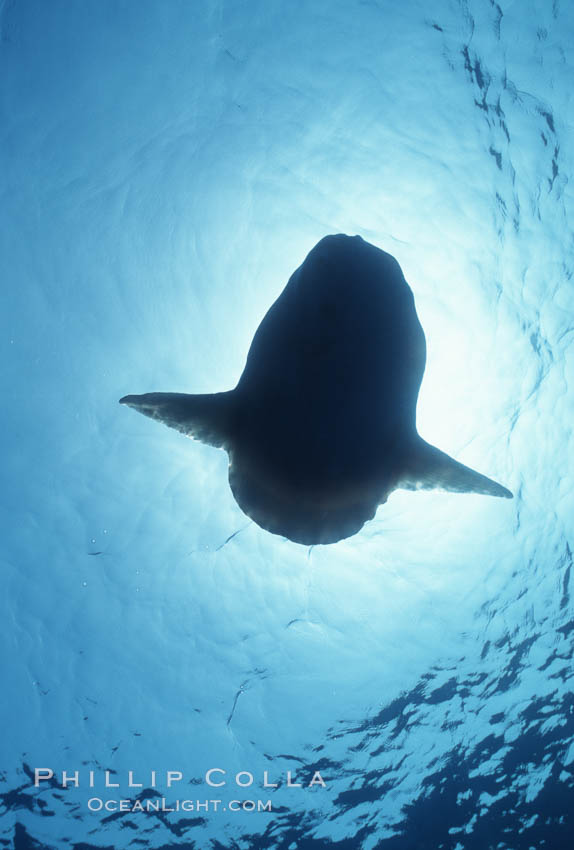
[121,235,512,544]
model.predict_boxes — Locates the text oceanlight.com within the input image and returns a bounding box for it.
[88,797,273,813]
[33,767,327,813]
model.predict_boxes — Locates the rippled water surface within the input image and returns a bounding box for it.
[1,0,573,847]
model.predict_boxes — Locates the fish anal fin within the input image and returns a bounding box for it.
[119,391,236,449]
[399,437,513,499]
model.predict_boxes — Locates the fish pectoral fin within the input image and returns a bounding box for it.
[119,391,236,449]
[399,437,513,499]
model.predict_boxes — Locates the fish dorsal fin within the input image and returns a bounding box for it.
[119,391,236,449]
[399,436,513,499]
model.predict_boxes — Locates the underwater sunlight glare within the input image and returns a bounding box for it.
[0,1,573,849]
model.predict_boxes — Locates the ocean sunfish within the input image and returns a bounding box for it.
[120,234,512,545]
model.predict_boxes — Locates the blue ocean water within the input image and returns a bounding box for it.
[1,0,572,848]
